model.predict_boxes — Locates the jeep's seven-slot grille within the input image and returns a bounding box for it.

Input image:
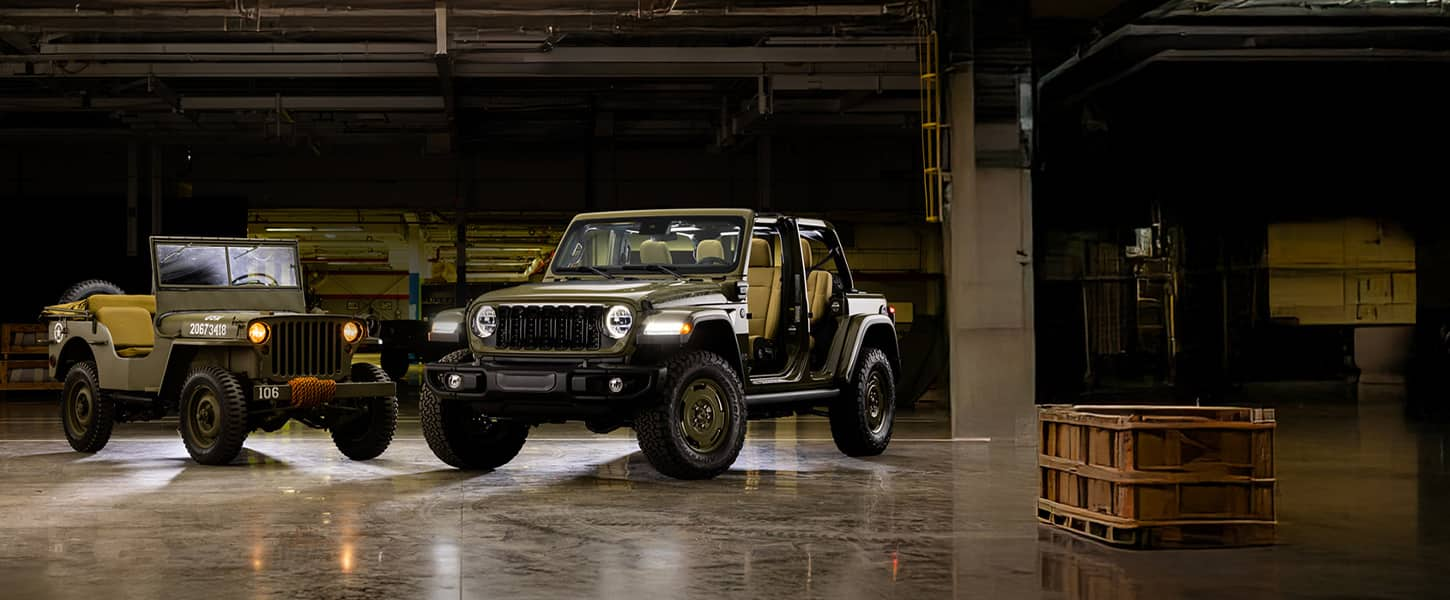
[270,319,346,379]
[495,305,603,350]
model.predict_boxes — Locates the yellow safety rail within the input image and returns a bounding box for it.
[917,14,943,223]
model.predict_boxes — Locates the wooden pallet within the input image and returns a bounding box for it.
[1038,499,1276,549]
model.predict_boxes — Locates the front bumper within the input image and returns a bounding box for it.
[423,359,663,418]
[253,380,395,407]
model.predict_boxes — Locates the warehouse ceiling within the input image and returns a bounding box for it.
[0,1,923,146]
[1041,0,1450,106]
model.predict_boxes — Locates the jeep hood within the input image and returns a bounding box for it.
[473,279,728,307]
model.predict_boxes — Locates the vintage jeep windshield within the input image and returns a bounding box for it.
[552,216,746,275]
[156,243,301,288]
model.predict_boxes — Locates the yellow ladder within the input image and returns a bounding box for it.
[917,14,944,223]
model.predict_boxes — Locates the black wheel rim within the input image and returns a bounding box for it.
[187,387,223,449]
[67,382,93,434]
[679,378,728,453]
[865,369,887,434]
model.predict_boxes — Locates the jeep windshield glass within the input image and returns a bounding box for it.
[156,243,300,288]
[552,216,746,275]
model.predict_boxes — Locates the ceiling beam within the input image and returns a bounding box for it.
[1,62,918,84]
[17,44,915,64]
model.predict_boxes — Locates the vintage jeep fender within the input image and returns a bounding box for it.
[832,314,900,385]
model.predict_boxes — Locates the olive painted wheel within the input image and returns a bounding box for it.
[420,349,530,470]
[330,363,399,461]
[61,361,114,453]
[829,347,896,457]
[178,365,249,465]
[635,350,746,480]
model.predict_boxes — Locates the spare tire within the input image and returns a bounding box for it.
[58,279,125,303]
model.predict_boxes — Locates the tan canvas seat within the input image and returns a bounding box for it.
[87,294,156,314]
[695,239,724,263]
[800,240,832,325]
[639,240,672,265]
[88,295,156,358]
[747,238,782,353]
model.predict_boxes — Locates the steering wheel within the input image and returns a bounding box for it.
[697,257,727,266]
[230,272,279,287]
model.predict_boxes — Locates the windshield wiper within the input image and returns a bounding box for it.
[157,243,193,265]
[623,264,685,279]
[581,266,615,279]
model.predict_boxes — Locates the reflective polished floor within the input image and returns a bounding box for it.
[1,384,1448,599]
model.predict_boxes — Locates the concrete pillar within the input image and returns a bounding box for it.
[944,67,1036,442]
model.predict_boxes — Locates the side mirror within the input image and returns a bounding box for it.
[723,280,748,302]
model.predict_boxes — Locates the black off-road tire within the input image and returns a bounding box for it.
[58,279,124,303]
[634,350,747,480]
[178,365,250,465]
[830,347,896,457]
[420,349,530,470]
[61,361,114,453]
[330,363,399,461]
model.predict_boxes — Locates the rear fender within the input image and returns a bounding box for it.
[833,314,900,384]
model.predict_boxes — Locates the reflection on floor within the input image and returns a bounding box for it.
[0,384,1447,599]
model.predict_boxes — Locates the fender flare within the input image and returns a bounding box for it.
[683,309,745,381]
[637,308,744,382]
[834,314,900,384]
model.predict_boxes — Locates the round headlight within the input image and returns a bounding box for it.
[342,321,364,344]
[473,305,497,338]
[605,305,633,340]
[247,322,270,344]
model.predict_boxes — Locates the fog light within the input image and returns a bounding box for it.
[607,377,624,394]
[445,373,464,390]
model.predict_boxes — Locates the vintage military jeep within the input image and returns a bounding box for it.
[43,236,398,465]
[422,209,899,479]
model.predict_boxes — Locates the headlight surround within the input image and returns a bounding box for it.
[604,305,633,339]
[247,322,270,344]
[342,320,364,344]
[473,305,498,338]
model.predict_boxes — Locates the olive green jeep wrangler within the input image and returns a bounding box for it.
[422,209,899,479]
[44,236,399,465]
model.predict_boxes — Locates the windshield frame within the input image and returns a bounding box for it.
[548,214,750,278]
[151,238,304,290]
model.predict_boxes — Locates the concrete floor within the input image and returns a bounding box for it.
[0,384,1447,599]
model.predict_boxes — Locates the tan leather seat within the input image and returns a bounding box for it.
[695,239,725,263]
[93,304,155,358]
[747,238,782,352]
[639,240,672,265]
[800,239,832,325]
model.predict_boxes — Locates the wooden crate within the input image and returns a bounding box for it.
[1038,405,1276,548]
[1040,405,1275,478]
[1,359,61,391]
[2,323,48,357]
[1040,469,1274,521]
